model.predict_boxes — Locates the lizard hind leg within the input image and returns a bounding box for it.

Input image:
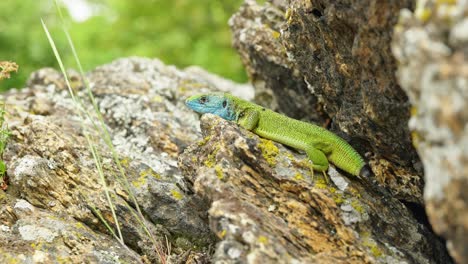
[305,145,329,182]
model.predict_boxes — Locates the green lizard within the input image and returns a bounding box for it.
[185,92,373,178]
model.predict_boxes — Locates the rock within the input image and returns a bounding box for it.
[393,1,468,263]
[0,196,142,263]
[230,0,423,204]
[1,57,249,262]
[178,114,451,263]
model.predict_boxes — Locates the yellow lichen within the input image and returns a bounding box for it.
[415,8,432,22]
[294,173,304,180]
[119,158,130,168]
[351,199,364,214]
[151,95,163,103]
[1,253,20,264]
[197,135,211,146]
[258,138,279,167]
[204,159,215,168]
[215,165,224,179]
[219,229,227,239]
[333,193,345,205]
[132,174,147,188]
[170,190,184,200]
[370,244,383,257]
[56,255,73,264]
[363,240,383,258]
[436,0,457,5]
[411,130,420,148]
[410,106,418,116]
[257,236,269,244]
[204,144,220,168]
[140,168,161,180]
[314,177,328,189]
[285,8,292,20]
[271,30,281,39]
[350,188,362,198]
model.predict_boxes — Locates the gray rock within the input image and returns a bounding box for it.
[2,57,247,262]
[393,1,468,263]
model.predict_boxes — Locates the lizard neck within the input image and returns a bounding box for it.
[214,96,237,121]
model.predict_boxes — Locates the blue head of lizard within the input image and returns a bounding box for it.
[185,93,236,121]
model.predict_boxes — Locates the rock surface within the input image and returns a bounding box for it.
[178,114,450,264]
[230,0,423,204]
[1,58,250,263]
[393,1,468,263]
[0,55,453,263]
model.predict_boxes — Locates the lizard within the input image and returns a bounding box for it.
[185,92,373,179]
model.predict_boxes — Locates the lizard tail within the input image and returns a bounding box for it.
[359,164,374,178]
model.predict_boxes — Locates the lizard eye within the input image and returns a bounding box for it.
[222,100,227,108]
[199,96,207,104]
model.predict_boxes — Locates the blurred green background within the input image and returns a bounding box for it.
[0,0,247,91]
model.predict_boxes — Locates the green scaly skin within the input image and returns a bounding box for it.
[185,93,370,178]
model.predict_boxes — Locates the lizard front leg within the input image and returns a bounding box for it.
[237,108,260,130]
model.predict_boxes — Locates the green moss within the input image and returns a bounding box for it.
[170,189,184,200]
[215,165,223,179]
[258,138,279,167]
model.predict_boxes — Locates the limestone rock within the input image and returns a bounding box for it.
[393,1,468,263]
